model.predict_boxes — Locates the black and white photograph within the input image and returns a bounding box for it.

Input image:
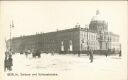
[0,1,127,80]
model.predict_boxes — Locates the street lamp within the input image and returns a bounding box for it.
[9,20,14,52]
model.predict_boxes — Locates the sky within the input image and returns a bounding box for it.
[0,1,128,53]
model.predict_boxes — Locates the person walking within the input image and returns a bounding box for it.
[36,49,41,58]
[119,50,122,57]
[78,51,80,57]
[105,50,108,57]
[4,55,8,71]
[89,49,93,63]
[25,51,28,58]
[8,55,13,71]
[32,49,36,58]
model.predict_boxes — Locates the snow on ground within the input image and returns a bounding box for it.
[4,53,127,80]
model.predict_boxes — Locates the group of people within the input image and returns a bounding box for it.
[32,49,41,58]
[88,49,122,63]
[20,49,41,58]
[4,51,13,71]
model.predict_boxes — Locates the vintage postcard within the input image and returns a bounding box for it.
[0,1,127,80]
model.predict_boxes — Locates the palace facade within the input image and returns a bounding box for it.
[7,10,121,54]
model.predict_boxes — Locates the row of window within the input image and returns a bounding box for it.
[81,32,98,41]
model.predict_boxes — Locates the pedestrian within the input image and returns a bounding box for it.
[119,50,122,57]
[36,49,41,58]
[78,51,80,57]
[25,51,28,58]
[105,50,108,57]
[20,51,23,54]
[89,49,93,63]
[8,55,13,71]
[4,55,8,71]
[32,49,36,58]
[5,51,9,56]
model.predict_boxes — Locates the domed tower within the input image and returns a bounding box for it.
[89,10,108,33]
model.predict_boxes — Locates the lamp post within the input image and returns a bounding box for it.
[87,28,89,51]
[110,37,112,52]
[105,33,109,57]
[107,36,109,50]
[99,31,103,50]
[9,20,14,53]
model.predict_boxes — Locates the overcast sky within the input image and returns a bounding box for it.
[0,1,127,52]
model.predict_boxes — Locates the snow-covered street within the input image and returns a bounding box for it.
[4,53,127,80]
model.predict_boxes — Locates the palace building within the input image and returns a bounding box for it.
[7,10,121,54]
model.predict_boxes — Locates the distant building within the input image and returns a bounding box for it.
[7,10,121,54]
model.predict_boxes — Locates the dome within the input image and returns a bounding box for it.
[91,10,107,22]
[89,10,108,32]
